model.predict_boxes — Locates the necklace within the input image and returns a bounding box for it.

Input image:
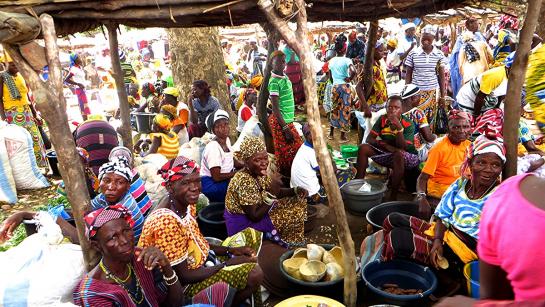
[465,179,497,200]
[100,260,144,304]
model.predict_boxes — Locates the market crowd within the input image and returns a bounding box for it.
[0,14,545,306]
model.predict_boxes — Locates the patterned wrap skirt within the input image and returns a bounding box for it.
[75,87,91,117]
[268,114,303,177]
[4,104,47,168]
[329,84,353,133]
[416,88,438,124]
[369,145,420,170]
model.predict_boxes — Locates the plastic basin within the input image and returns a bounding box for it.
[366,201,419,231]
[363,259,437,305]
[463,261,480,298]
[340,179,387,216]
[197,203,227,240]
[132,112,156,134]
[340,144,359,159]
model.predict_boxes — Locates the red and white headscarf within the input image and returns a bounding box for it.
[84,204,134,240]
[157,156,200,186]
[461,126,506,179]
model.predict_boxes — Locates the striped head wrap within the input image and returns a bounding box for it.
[401,84,420,100]
[234,136,266,161]
[448,109,471,122]
[158,156,200,186]
[154,113,173,131]
[461,129,506,179]
[98,157,133,182]
[84,204,134,240]
[108,146,133,166]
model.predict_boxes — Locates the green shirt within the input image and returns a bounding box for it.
[371,114,417,154]
[268,72,295,124]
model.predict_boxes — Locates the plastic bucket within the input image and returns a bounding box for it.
[340,144,359,159]
[463,261,480,298]
[132,112,156,134]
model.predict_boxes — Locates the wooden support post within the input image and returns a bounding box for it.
[503,0,543,178]
[258,22,280,153]
[363,21,378,99]
[258,0,357,305]
[106,23,133,150]
[3,14,98,271]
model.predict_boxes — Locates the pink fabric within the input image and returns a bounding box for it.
[479,174,545,301]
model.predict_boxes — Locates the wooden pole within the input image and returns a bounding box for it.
[258,22,280,153]
[258,0,357,305]
[3,13,98,271]
[106,23,133,150]
[363,21,378,99]
[503,0,543,178]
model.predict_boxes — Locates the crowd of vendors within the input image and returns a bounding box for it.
[0,14,545,306]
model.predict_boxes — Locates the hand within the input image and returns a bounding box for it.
[363,108,372,118]
[417,196,432,219]
[0,212,27,243]
[429,239,444,269]
[135,246,171,271]
[230,246,256,257]
[78,83,85,89]
[387,114,403,130]
[344,77,352,83]
[268,172,283,197]
[438,97,446,108]
[296,187,309,199]
[225,255,257,266]
[187,94,194,107]
[435,295,476,307]
[283,128,295,144]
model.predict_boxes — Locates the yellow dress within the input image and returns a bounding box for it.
[150,132,179,159]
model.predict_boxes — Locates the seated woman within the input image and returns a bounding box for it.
[57,147,99,199]
[74,205,234,307]
[136,107,179,160]
[416,110,472,218]
[136,82,161,113]
[200,110,242,202]
[382,133,505,270]
[401,84,437,158]
[0,157,146,244]
[138,156,264,306]
[187,80,221,138]
[225,136,308,245]
[356,95,418,200]
[109,146,152,217]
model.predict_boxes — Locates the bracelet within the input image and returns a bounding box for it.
[163,271,177,282]
[164,274,179,286]
[282,125,291,131]
[416,192,426,198]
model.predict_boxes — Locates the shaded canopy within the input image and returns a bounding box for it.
[0,0,527,38]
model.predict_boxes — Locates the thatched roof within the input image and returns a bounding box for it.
[0,0,527,37]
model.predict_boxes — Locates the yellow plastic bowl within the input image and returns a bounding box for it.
[282,257,308,280]
[329,246,344,267]
[291,248,308,259]
[299,260,327,282]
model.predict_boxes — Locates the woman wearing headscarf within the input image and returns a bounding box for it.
[225,136,308,244]
[75,116,119,176]
[136,106,179,160]
[267,50,303,177]
[92,157,146,241]
[283,44,305,108]
[328,33,356,143]
[136,82,161,113]
[57,147,100,199]
[74,205,234,307]
[381,131,505,271]
[65,53,91,120]
[188,80,221,138]
[109,146,152,217]
[365,41,389,112]
[493,15,519,66]
[160,87,190,146]
[0,60,48,168]
[200,110,242,202]
[138,156,264,306]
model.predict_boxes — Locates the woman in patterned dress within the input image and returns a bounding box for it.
[381,133,504,270]
[224,136,308,245]
[138,156,264,306]
[0,61,47,168]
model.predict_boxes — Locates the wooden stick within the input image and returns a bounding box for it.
[363,21,378,100]
[106,23,133,150]
[202,0,245,13]
[258,0,357,305]
[258,22,279,153]
[503,0,543,178]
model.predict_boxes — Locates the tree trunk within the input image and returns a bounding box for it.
[258,0,357,305]
[503,0,543,179]
[537,4,545,40]
[3,14,98,271]
[106,23,133,150]
[167,27,237,134]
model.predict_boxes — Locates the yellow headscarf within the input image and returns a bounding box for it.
[154,113,173,131]
[250,75,263,88]
[163,87,180,98]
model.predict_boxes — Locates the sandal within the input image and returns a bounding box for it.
[339,138,350,143]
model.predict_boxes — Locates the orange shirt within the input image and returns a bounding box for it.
[422,137,471,198]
